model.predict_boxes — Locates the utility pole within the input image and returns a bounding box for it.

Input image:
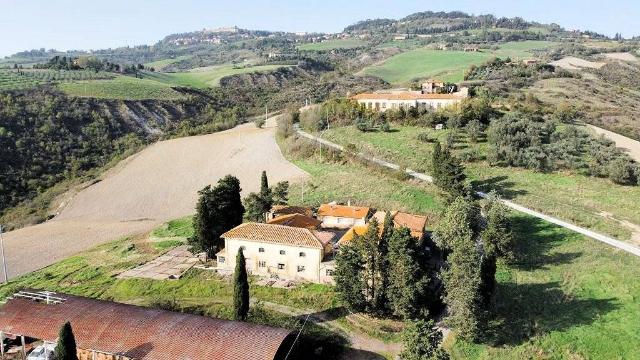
[0,225,7,283]
[265,105,268,123]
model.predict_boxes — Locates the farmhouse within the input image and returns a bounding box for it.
[217,223,335,283]
[352,86,468,112]
[317,203,370,229]
[0,291,293,360]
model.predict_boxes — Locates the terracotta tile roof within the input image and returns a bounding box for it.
[351,92,465,101]
[372,211,428,239]
[317,204,369,219]
[222,223,323,249]
[271,205,314,217]
[268,214,321,230]
[337,225,370,245]
[0,293,292,360]
[393,212,428,238]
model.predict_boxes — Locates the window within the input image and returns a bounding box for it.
[297,266,305,272]
[278,263,285,270]
[326,269,334,276]
[279,250,286,255]
[258,247,265,253]
[337,218,343,224]
[218,256,225,264]
[258,261,266,268]
[299,252,306,257]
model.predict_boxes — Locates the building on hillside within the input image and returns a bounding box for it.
[217,223,335,283]
[421,79,445,94]
[523,59,539,65]
[316,203,370,229]
[463,46,480,52]
[267,213,322,230]
[372,211,428,239]
[0,291,293,360]
[268,205,314,220]
[394,34,408,41]
[351,88,468,112]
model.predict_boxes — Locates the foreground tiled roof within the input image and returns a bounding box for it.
[271,205,314,217]
[268,214,321,230]
[317,204,369,219]
[0,293,292,360]
[351,92,465,101]
[222,223,323,249]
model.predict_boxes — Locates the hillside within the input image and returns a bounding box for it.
[1,119,308,279]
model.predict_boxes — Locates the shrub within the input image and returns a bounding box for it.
[417,132,434,143]
[608,158,637,185]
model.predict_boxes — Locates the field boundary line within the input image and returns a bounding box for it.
[294,126,640,258]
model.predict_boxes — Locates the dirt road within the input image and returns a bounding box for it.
[588,124,640,162]
[2,119,307,279]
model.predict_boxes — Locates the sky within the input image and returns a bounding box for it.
[1,0,639,57]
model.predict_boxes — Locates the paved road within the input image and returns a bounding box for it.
[295,127,640,258]
[1,118,308,280]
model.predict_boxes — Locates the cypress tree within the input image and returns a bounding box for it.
[388,227,427,319]
[334,244,367,312]
[479,196,514,309]
[233,248,250,321]
[354,218,379,307]
[374,212,394,314]
[52,321,77,360]
[190,185,214,255]
[431,141,468,198]
[434,197,485,341]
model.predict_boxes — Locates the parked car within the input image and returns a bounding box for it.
[27,344,54,360]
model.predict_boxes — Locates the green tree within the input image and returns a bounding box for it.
[431,142,467,198]
[191,185,216,255]
[466,119,483,143]
[374,212,394,314]
[233,248,250,321]
[434,197,485,341]
[334,244,367,312]
[52,321,78,360]
[271,181,289,205]
[243,192,268,222]
[190,176,244,256]
[479,195,514,309]
[388,227,428,319]
[260,170,273,211]
[354,218,380,306]
[400,319,450,360]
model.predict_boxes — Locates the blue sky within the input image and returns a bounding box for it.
[1,0,638,57]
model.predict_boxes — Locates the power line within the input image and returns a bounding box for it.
[284,313,310,360]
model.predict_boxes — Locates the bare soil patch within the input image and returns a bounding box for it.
[550,56,605,70]
[604,52,638,62]
[3,120,308,279]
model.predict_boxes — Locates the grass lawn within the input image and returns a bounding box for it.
[58,75,186,100]
[144,64,290,88]
[144,55,193,71]
[320,125,640,241]
[361,41,558,84]
[297,39,368,51]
